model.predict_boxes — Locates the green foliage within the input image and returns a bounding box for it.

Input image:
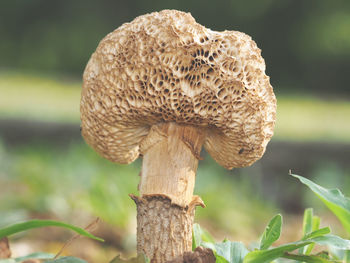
[244,234,350,263]
[291,172,350,235]
[302,208,313,237]
[0,219,102,263]
[2,167,350,263]
[0,219,103,241]
[195,158,276,236]
[280,253,333,263]
[0,252,55,263]
[260,214,282,250]
[303,227,331,240]
[0,72,81,123]
[1,140,276,236]
[45,257,87,263]
[1,142,140,228]
[194,217,349,263]
[300,208,322,255]
[192,223,215,251]
[1,72,350,142]
[274,96,350,142]
[1,0,350,95]
[10,252,54,262]
[193,174,350,263]
[0,257,87,263]
[203,241,249,263]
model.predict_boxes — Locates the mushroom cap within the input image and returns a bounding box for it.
[81,10,276,169]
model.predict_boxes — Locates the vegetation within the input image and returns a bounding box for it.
[1,1,349,261]
[0,140,275,238]
[1,72,349,142]
[1,0,350,96]
[193,173,350,263]
[0,71,349,261]
[1,174,350,262]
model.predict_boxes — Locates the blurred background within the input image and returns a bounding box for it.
[0,0,350,261]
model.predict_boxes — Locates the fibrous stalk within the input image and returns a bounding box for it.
[131,122,206,263]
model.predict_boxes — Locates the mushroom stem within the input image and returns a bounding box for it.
[133,122,206,262]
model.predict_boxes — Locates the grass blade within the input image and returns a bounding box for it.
[303,208,314,236]
[0,220,103,242]
[14,252,54,262]
[244,240,313,263]
[306,215,322,255]
[312,216,321,232]
[243,234,350,263]
[299,208,314,255]
[282,253,334,263]
[44,257,87,263]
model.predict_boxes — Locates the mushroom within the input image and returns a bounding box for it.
[80,9,276,263]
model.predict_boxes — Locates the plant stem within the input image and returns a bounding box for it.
[131,122,206,262]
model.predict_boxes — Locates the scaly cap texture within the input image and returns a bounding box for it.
[81,9,276,169]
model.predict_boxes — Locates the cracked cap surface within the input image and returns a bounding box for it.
[80,9,276,169]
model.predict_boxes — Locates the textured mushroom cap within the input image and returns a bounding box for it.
[81,10,276,169]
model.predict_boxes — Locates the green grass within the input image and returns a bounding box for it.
[192,175,350,263]
[0,140,275,240]
[0,141,140,228]
[1,71,349,257]
[0,71,81,123]
[1,71,349,141]
[275,96,350,142]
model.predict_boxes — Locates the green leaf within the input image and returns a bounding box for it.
[344,250,350,262]
[0,220,103,242]
[44,257,87,263]
[260,214,282,250]
[243,234,350,263]
[192,223,215,250]
[14,252,54,262]
[327,246,343,260]
[203,241,249,263]
[192,224,202,250]
[282,252,334,262]
[312,216,321,232]
[215,255,230,263]
[303,208,314,236]
[291,173,350,235]
[312,235,350,250]
[303,227,331,257]
[306,216,322,254]
[216,241,249,263]
[243,240,313,263]
[299,208,314,255]
[303,213,325,255]
[315,251,332,259]
[303,227,331,240]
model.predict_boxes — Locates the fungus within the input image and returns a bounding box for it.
[81,9,276,263]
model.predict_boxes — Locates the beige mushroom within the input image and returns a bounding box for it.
[81,9,276,263]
